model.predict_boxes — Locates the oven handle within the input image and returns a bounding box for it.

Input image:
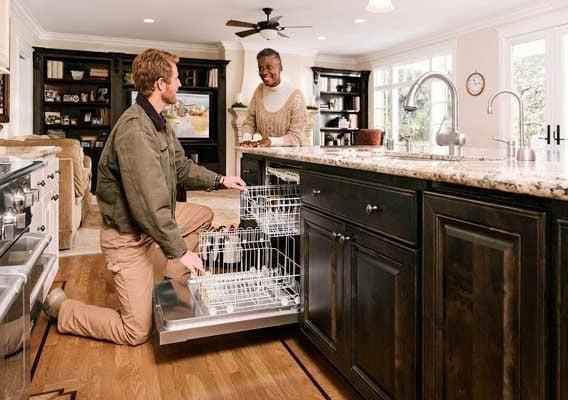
[1,233,52,275]
[29,254,57,306]
[0,275,25,321]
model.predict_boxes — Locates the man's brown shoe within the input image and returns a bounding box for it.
[43,288,66,319]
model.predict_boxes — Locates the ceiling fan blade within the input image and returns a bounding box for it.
[269,15,283,23]
[277,31,289,38]
[235,29,259,38]
[281,25,312,29]
[226,20,257,28]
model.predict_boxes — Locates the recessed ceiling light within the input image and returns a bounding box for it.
[143,18,155,24]
[354,18,367,23]
[317,36,327,40]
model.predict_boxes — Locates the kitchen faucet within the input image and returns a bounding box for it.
[487,89,535,161]
[404,72,466,156]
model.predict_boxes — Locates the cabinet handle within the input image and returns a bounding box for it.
[555,125,564,145]
[37,225,46,232]
[242,169,253,174]
[365,204,380,215]
[51,194,59,201]
[331,231,339,240]
[338,234,351,244]
[55,170,61,174]
[47,173,55,179]
[37,180,46,187]
[312,189,321,196]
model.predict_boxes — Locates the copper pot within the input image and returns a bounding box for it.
[355,129,384,146]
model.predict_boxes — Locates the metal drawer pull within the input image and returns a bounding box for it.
[37,225,46,232]
[312,189,321,196]
[338,234,350,244]
[47,173,55,179]
[365,204,380,215]
[55,170,61,174]
[51,194,59,201]
[331,232,339,240]
[242,169,253,174]
[38,180,46,187]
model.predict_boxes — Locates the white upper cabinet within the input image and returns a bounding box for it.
[0,0,9,73]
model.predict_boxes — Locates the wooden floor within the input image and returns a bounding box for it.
[30,254,361,400]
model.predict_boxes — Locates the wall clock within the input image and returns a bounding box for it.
[466,72,485,96]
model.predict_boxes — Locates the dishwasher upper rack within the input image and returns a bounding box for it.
[240,184,301,237]
[190,228,301,318]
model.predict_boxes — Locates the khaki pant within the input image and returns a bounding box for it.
[57,202,213,345]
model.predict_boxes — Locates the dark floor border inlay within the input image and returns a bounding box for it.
[279,337,331,400]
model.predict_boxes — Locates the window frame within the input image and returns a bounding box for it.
[370,41,456,144]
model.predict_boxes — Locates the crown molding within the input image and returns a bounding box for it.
[218,41,243,52]
[357,0,568,65]
[314,53,359,69]
[11,0,46,39]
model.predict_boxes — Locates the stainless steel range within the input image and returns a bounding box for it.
[0,159,55,399]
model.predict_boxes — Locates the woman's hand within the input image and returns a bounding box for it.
[240,138,271,147]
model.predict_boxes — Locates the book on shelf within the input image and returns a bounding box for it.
[207,69,218,88]
[89,67,109,79]
[353,96,360,112]
[47,60,64,79]
[319,76,329,92]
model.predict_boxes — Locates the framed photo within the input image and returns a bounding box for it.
[80,141,92,148]
[44,89,59,102]
[62,115,70,125]
[96,87,109,103]
[70,118,78,125]
[95,140,104,148]
[0,74,9,123]
[82,111,92,124]
[44,111,61,125]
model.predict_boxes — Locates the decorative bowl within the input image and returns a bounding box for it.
[71,70,85,80]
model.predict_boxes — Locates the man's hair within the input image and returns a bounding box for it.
[132,48,180,97]
[256,48,281,64]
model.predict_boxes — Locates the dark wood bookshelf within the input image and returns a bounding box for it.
[34,47,230,193]
[312,67,370,146]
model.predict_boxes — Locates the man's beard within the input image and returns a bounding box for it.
[162,91,177,105]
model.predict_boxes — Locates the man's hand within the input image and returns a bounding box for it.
[220,176,246,191]
[179,250,204,276]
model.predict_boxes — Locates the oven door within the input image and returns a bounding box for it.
[0,275,27,400]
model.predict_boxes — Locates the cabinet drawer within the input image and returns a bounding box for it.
[300,171,418,245]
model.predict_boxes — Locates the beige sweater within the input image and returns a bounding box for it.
[241,82,308,146]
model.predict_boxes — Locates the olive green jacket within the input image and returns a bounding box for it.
[96,102,218,259]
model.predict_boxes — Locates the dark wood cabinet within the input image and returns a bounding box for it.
[423,191,548,400]
[301,208,347,367]
[33,47,229,192]
[557,218,568,400]
[345,225,417,400]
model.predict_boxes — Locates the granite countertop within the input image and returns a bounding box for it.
[237,145,568,201]
[0,145,61,159]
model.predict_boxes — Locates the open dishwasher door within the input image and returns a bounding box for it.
[154,228,301,345]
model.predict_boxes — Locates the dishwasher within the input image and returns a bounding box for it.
[154,167,302,344]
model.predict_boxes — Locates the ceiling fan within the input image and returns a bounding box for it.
[226,8,312,40]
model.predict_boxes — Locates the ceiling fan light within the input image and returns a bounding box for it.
[365,0,394,13]
[259,29,278,40]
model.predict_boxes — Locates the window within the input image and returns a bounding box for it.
[501,11,568,155]
[373,50,454,144]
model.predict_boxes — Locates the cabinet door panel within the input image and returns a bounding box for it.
[423,192,547,400]
[301,208,345,366]
[558,219,568,400]
[240,157,263,186]
[346,226,417,400]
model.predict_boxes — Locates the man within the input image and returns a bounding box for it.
[44,48,246,345]
[240,48,307,147]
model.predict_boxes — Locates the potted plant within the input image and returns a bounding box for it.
[68,63,85,80]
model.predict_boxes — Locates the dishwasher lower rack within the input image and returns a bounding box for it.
[154,228,301,344]
[240,184,301,237]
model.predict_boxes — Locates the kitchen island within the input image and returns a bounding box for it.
[238,145,568,400]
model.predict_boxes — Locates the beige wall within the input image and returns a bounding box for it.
[456,28,500,148]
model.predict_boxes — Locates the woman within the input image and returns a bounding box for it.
[240,48,307,147]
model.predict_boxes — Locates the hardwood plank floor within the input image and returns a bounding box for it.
[31,254,355,399]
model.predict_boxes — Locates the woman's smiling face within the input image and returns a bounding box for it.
[257,55,282,87]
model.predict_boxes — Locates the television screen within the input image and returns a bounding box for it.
[131,90,210,139]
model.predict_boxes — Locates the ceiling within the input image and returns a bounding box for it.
[20,0,560,56]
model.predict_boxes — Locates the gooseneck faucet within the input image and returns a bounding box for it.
[404,72,466,156]
[487,89,535,161]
